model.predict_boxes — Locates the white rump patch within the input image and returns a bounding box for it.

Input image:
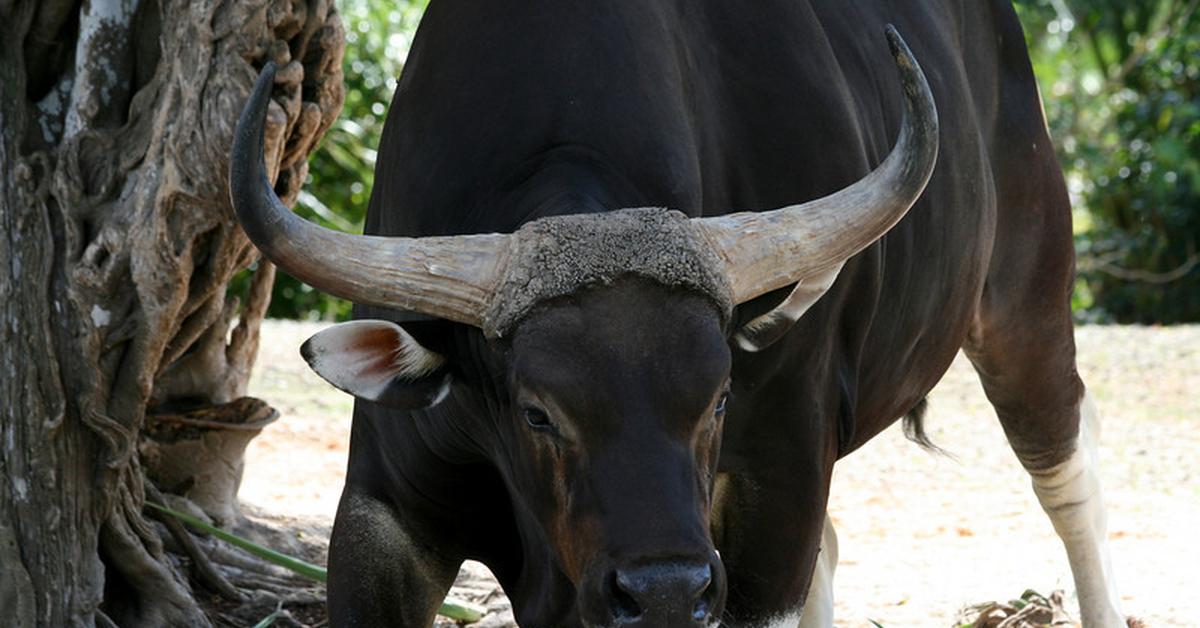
[1027,392,1125,628]
[301,320,445,402]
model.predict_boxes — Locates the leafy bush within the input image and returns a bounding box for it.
[1016,0,1200,323]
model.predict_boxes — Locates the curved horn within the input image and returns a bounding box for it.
[695,25,939,304]
[229,62,512,326]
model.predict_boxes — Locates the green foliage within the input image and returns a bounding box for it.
[1016,0,1200,323]
[266,0,428,321]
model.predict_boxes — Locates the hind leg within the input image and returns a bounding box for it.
[966,74,1127,624]
[1030,393,1123,625]
[965,286,1124,627]
[967,330,1123,627]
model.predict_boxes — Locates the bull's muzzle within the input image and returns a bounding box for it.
[581,556,725,627]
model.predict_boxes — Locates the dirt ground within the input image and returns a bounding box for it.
[240,322,1199,627]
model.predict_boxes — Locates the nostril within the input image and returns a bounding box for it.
[693,565,716,622]
[694,563,713,594]
[608,570,643,620]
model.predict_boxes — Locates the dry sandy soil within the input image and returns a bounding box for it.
[240,322,1199,627]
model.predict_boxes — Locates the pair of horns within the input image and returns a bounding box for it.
[230,26,937,333]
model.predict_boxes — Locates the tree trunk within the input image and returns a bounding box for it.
[0,0,344,625]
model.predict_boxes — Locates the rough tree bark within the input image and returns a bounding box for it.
[0,1,344,625]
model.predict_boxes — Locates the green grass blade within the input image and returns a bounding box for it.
[146,500,487,622]
[438,598,487,623]
[146,501,328,582]
[250,608,284,628]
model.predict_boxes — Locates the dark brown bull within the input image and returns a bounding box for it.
[230,2,1125,626]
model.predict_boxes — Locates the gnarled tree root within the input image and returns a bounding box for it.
[145,492,328,627]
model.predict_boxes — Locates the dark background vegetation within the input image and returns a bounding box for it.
[264,0,1200,324]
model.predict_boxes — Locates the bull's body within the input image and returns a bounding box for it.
[367,0,1048,464]
[233,1,1125,626]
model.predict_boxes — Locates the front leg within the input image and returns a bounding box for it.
[796,514,838,628]
[327,484,462,627]
[714,468,833,628]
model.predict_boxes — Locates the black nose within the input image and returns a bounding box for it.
[606,562,718,625]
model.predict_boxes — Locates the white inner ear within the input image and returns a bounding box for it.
[301,320,446,401]
[735,262,844,352]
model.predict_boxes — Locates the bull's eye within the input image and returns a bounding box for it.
[715,392,730,415]
[523,406,554,431]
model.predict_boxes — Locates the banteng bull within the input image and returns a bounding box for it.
[230,2,1125,626]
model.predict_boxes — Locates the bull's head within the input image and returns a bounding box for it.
[230,26,936,627]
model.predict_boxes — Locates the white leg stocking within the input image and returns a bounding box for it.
[795,513,838,628]
[1026,392,1124,628]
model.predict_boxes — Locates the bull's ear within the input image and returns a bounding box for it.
[734,263,844,352]
[300,320,453,409]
